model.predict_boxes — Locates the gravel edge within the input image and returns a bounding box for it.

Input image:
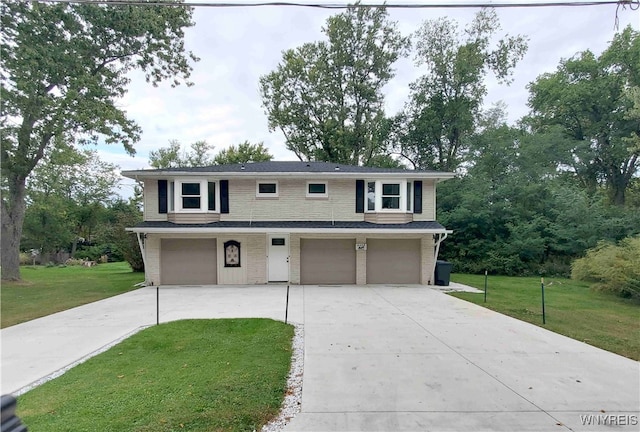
[260,323,304,432]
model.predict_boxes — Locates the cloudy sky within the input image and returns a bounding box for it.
[106,0,638,194]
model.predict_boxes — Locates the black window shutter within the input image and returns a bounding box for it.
[158,180,168,214]
[413,180,422,214]
[220,180,229,214]
[355,180,365,213]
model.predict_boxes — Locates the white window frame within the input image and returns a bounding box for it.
[256,180,279,198]
[366,180,410,213]
[174,179,219,213]
[306,181,328,198]
[366,181,376,213]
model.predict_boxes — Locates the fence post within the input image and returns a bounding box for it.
[285,285,290,324]
[541,277,546,325]
[484,270,488,303]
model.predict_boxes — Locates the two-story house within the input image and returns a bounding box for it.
[122,161,453,286]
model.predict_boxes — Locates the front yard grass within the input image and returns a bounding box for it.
[1,262,143,328]
[450,274,640,360]
[18,319,294,432]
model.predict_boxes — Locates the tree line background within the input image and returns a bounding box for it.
[2,3,638,284]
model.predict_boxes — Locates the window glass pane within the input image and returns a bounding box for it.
[407,182,412,211]
[367,182,375,211]
[382,197,400,209]
[208,182,216,211]
[169,182,175,211]
[259,183,277,194]
[308,183,326,194]
[382,183,400,195]
[182,197,201,209]
[271,238,286,246]
[182,183,200,195]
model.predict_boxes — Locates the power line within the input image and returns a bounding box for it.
[29,0,640,10]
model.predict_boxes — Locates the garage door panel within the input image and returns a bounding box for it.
[301,239,356,284]
[367,239,420,284]
[161,239,217,285]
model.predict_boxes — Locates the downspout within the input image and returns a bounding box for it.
[136,232,148,283]
[431,232,448,285]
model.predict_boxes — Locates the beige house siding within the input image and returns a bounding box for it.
[167,213,220,224]
[364,213,413,224]
[413,180,436,221]
[422,235,435,285]
[216,235,248,284]
[145,235,161,285]
[247,235,267,284]
[143,180,166,221]
[356,235,367,285]
[289,235,301,284]
[221,179,362,222]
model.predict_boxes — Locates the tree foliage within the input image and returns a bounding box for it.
[0,1,198,280]
[149,140,215,169]
[395,8,527,170]
[527,26,640,205]
[572,236,640,299]
[22,145,119,255]
[259,4,410,165]
[213,141,273,165]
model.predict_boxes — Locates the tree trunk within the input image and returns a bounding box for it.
[1,175,27,281]
[608,174,627,206]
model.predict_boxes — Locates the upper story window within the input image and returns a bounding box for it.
[366,180,412,213]
[181,182,201,209]
[257,181,278,198]
[367,182,375,211]
[381,183,400,209]
[169,180,218,212]
[307,181,328,198]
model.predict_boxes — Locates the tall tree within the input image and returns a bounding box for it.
[22,145,119,256]
[0,1,198,280]
[527,26,640,205]
[149,140,215,169]
[213,141,273,165]
[396,8,527,171]
[260,4,410,165]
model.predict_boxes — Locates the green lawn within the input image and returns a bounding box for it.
[450,273,640,360]
[18,319,294,432]
[1,262,143,328]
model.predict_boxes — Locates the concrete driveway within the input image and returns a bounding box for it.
[1,285,638,432]
[287,286,639,432]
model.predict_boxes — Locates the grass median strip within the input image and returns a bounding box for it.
[450,274,640,360]
[1,262,142,328]
[17,318,294,432]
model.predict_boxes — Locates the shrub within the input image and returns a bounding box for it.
[19,252,33,265]
[571,236,640,299]
[65,258,91,266]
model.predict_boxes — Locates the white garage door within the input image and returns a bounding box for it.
[366,239,421,284]
[160,239,217,285]
[300,239,356,285]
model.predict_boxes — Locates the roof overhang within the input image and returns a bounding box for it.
[126,227,453,235]
[121,170,455,181]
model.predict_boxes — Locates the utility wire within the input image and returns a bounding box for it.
[31,0,640,10]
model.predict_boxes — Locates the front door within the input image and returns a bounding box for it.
[268,234,289,282]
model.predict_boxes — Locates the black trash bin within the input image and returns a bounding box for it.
[435,260,453,286]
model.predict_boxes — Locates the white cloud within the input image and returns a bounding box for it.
[97,2,638,180]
